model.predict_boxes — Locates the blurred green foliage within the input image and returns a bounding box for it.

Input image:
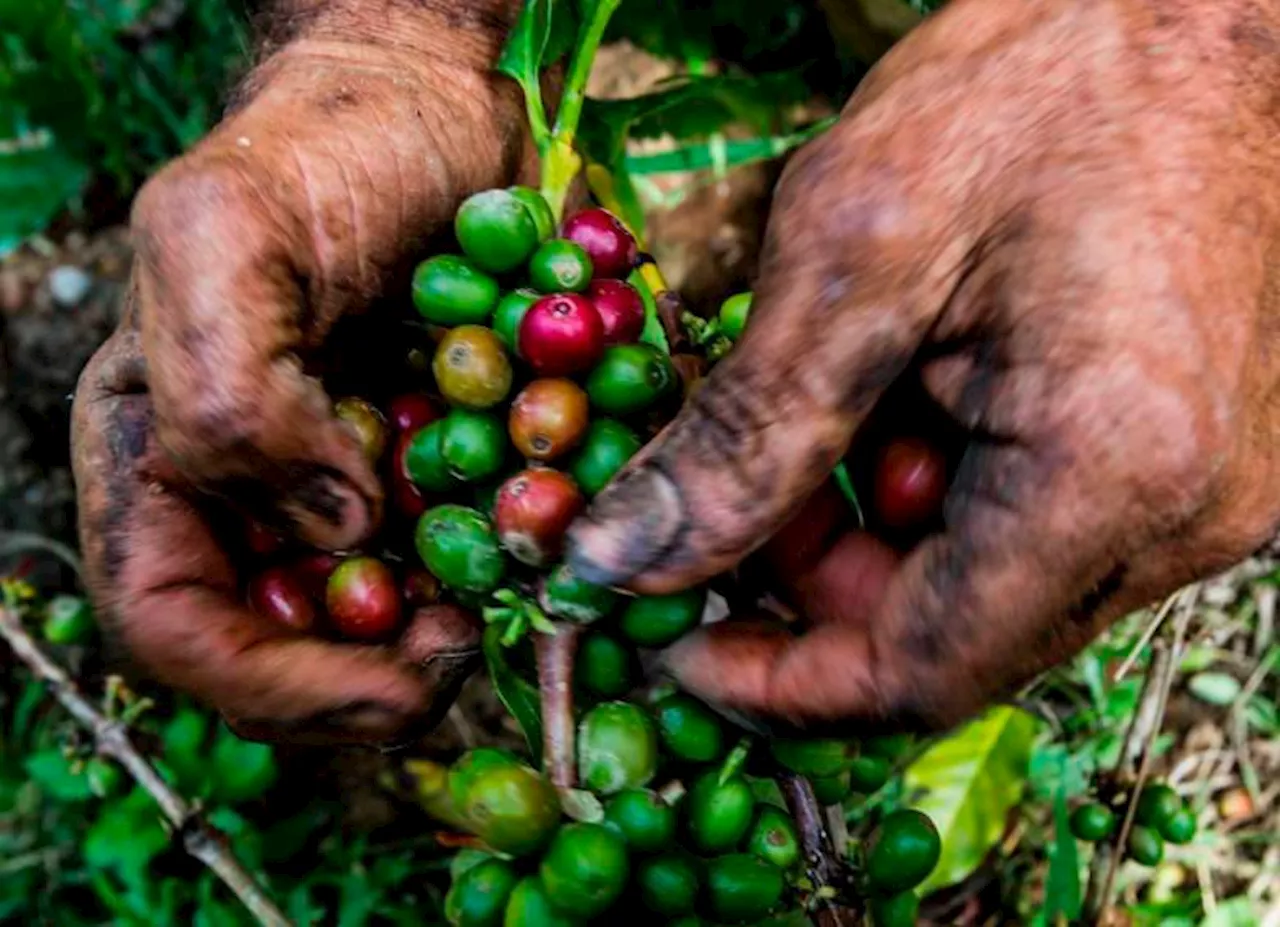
[0,0,250,252]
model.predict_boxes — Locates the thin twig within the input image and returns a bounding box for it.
[535,624,581,790]
[1114,590,1180,682]
[0,607,290,927]
[778,772,861,926]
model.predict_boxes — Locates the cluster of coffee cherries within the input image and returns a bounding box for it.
[1070,780,1197,866]
[442,722,940,927]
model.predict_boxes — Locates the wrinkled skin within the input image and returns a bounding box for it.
[72,1,530,743]
[570,0,1280,732]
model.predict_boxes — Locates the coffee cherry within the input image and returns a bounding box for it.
[508,186,555,241]
[847,755,891,794]
[289,553,341,600]
[434,326,512,410]
[416,505,507,594]
[518,294,605,377]
[325,557,401,640]
[718,292,752,341]
[635,853,699,917]
[402,568,442,609]
[811,772,852,806]
[684,771,754,854]
[462,765,561,857]
[746,806,800,870]
[539,823,630,918]
[578,701,658,795]
[561,208,638,279]
[604,788,676,852]
[413,255,499,325]
[387,393,440,434]
[405,420,461,492]
[1161,807,1197,845]
[445,856,518,927]
[1070,803,1116,842]
[865,810,942,894]
[769,739,854,778]
[492,289,539,354]
[1127,825,1164,866]
[245,519,285,557]
[42,595,95,645]
[588,279,645,344]
[455,188,541,274]
[539,563,620,624]
[440,409,508,483]
[568,418,642,496]
[502,877,575,927]
[449,748,525,808]
[702,854,785,925]
[389,430,429,518]
[334,397,388,462]
[654,693,727,764]
[528,239,593,293]
[873,436,947,531]
[508,379,589,462]
[619,588,706,648]
[493,469,584,567]
[585,344,675,415]
[249,567,317,632]
[869,891,920,927]
[575,631,639,699]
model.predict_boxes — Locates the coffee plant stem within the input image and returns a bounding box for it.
[778,771,862,925]
[0,607,290,927]
[536,623,582,790]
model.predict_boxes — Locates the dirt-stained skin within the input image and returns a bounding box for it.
[569,0,1280,733]
[71,0,529,743]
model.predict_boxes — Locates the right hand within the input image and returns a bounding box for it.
[72,4,529,744]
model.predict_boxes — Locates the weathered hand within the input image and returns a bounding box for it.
[570,0,1280,732]
[72,1,528,743]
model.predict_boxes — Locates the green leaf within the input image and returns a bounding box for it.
[495,0,576,138]
[631,268,671,355]
[0,141,88,255]
[161,705,210,792]
[904,706,1039,893]
[1198,898,1262,927]
[84,788,170,887]
[482,624,543,763]
[209,726,277,803]
[1188,672,1242,706]
[1044,779,1081,924]
[625,119,833,177]
[23,749,93,802]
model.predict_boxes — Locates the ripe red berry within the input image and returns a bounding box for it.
[290,553,342,600]
[493,469,585,566]
[562,209,638,279]
[519,294,605,377]
[872,437,948,530]
[249,567,317,632]
[389,429,428,518]
[325,557,402,640]
[402,568,443,609]
[388,393,441,434]
[588,279,645,344]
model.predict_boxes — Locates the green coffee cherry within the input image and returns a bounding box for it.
[1127,825,1164,866]
[604,788,676,852]
[578,701,658,795]
[746,806,800,870]
[701,854,784,924]
[448,748,523,808]
[810,771,852,806]
[446,857,519,927]
[492,289,539,354]
[684,771,754,854]
[718,292,752,342]
[416,505,507,593]
[575,632,639,699]
[413,255,499,325]
[847,755,891,794]
[654,693,726,764]
[508,186,555,241]
[865,810,942,894]
[455,189,541,274]
[538,823,630,919]
[585,344,675,415]
[539,564,620,624]
[502,877,575,927]
[618,588,706,648]
[1069,803,1116,843]
[769,739,854,778]
[529,240,593,293]
[440,409,508,483]
[568,418,642,497]
[635,853,699,917]
[406,421,460,492]
[1160,807,1197,845]
[869,891,919,927]
[43,595,94,645]
[1135,784,1181,830]
[462,765,561,857]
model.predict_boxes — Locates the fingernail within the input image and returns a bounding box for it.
[567,464,686,587]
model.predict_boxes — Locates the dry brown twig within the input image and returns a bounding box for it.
[0,606,291,927]
[778,771,862,927]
